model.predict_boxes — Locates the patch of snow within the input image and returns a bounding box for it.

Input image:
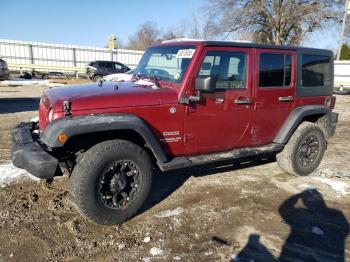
[0,79,50,86]
[143,236,151,243]
[313,177,349,195]
[0,78,65,88]
[311,227,324,235]
[149,247,163,256]
[30,116,39,122]
[155,207,184,218]
[314,168,350,179]
[204,251,213,256]
[0,162,39,187]
[173,256,181,260]
[142,257,152,262]
[296,184,317,191]
[103,73,133,82]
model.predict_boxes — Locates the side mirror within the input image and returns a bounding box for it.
[195,76,216,93]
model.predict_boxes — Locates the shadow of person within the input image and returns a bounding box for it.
[279,189,349,261]
[234,234,277,262]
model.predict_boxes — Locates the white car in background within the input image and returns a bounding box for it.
[102,69,134,82]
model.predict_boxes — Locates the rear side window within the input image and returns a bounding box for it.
[259,53,292,87]
[198,51,247,90]
[302,55,331,87]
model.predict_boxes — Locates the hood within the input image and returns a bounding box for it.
[45,81,179,112]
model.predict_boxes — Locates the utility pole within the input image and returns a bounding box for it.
[337,0,350,60]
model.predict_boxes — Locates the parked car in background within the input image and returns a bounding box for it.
[86,61,130,81]
[102,69,135,82]
[0,59,10,80]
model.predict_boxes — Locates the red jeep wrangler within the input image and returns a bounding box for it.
[11,40,338,224]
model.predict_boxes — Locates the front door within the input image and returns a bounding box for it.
[251,49,296,145]
[184,47,254,155]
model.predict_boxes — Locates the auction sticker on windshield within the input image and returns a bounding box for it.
[176,49,196,59]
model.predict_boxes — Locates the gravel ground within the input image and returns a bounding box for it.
[0,83,349,262]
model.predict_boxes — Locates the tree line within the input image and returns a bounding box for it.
[114,0,349,52]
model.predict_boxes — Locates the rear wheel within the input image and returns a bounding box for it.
[68,140,152,225]
[276,122,326,176]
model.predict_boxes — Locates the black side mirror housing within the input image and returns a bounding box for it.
[195,76,216,93]
[179,76,217,104]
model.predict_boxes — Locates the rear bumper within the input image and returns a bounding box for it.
[11,122,59,179]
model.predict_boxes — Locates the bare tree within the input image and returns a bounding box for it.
[126,21,162,50]
[206,0,344,45]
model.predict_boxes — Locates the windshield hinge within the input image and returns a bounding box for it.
[63,101,72,116]
[185,106,196,115]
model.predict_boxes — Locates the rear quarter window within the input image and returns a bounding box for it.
[302,55,331,87]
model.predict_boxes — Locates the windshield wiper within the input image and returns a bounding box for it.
[133,73,161,88]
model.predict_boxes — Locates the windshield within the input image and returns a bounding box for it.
[133,45,196,84]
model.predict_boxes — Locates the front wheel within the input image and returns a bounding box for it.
[276,122,326,176]
[68,140,152,225]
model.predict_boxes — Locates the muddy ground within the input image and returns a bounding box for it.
[0,83,349,262]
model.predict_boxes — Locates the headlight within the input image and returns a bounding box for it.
[48,109,53,122]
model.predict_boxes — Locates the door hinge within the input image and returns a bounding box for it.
[185,106,196,115]
[250,127,255,135]
[184,133,194,143]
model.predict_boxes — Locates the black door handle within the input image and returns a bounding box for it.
[234,98,252,105]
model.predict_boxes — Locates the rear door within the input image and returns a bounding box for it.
[184,46,254,155]
[252,49,296,145]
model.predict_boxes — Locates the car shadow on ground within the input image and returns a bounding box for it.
[0,98,40,114]
[235,189,349,261]
[140,154,276,213]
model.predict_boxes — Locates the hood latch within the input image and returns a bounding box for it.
[63,100,72,116]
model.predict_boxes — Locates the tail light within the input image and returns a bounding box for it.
[329,96,336,109]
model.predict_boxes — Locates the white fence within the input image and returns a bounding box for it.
[0,39,144,72]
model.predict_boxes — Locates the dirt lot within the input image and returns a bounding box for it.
[0,83,349,262]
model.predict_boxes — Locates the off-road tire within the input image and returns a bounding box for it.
[276,122,326,176]
[68,139,152,225]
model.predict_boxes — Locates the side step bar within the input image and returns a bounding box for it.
[158,143,284,172]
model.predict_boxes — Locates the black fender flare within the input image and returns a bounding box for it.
[273,105,331,144]
[40,114,168,163]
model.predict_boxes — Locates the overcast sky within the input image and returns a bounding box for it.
[0,0,346,52]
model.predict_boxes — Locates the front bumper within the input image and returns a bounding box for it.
[11,122,59,179]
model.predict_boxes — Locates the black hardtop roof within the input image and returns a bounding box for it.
[93,60,118,63]
[159,40,333,55]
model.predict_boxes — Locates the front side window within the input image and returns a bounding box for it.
[259,53,292,87]
[198,51,247,90]
[134,45,196,84]
[302,55,331,87]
